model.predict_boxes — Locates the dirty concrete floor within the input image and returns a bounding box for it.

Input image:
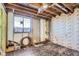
[6,42,79,56]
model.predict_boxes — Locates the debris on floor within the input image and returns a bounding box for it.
[6,42,79,56]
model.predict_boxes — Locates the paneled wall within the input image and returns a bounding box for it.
[50,8,79,51]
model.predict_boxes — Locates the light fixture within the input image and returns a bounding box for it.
[37,3,49,13]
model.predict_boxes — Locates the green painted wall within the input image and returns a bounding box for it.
[0,4,6,56]
[0,8,2,49]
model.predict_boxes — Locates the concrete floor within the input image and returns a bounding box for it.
[6,42,79,56]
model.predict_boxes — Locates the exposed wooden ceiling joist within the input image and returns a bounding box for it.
[5,3,52,19]
[15,3,52,18]
[53,3,68,14]
[4,3,79,19]
[50,5,64,14]
[6,6,51,19]
[22,3,57,16]
[63,3,79,12]
[45,9,57,16]
[47,7,61,15]
[43,10,56,17]
[5,3,37,13]
[40,11,53,18]
[66,4,79,8]
[62,3,74,13]
[7,8,35,18]
[31,3,43,8]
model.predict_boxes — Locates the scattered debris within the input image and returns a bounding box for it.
[6,42,79,56]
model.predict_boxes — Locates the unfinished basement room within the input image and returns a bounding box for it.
[1,3,79,56]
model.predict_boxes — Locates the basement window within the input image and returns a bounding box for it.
[14,15,32,33]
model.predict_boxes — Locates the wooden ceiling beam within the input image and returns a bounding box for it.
[7,8,50,20]
[63,3,79,11]
[7,3,37,13]
[50,4,65,15]
[7,8,35,18]
[5,3,52,19]
[45,9,57,16]
[51,6,62,14]
[54,5,67,14]
[39,12,53,18]
[44,11,56,17]
[5,5,51,19]
[20,4,54,18]
[46,8,60,15]
[31,3,43,8]
[58,3,73,13]
[23,3,56,17]
[5,3,79,18]
[53,3,68,14]
[63,3,74,13]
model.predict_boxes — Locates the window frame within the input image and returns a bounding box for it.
[13,14,32,33]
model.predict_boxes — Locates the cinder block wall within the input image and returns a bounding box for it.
[50,8,79,51]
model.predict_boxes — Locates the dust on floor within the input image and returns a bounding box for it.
[6,42,79,56]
